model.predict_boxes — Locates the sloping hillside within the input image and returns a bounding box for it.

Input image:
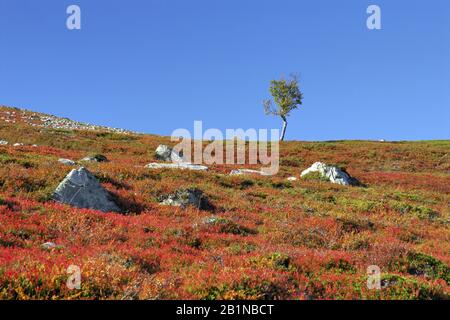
[0,105,448,299]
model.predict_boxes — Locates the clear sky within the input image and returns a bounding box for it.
[0,0,449,141]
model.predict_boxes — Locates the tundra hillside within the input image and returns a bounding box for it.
[0,105,448,299]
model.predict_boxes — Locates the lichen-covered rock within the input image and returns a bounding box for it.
[301,162,360,186]
[159,188,214,210]
[52,167,121,213]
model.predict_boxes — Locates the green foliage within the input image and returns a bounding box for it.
[250,253,294,271]
[263,75,303,118]
[336,217,375,233]
[198,278,290,300]
[95,132,138,141]
[390,201,439,220]
[380,274,449,300]
[301,171,329,182]
[228,243,257,255]
[0,153,36,168]
[205,217,257,236]
[337,198,381,213]
[325,259,356,274]
[263,74,303,140]
[401,252,450,284]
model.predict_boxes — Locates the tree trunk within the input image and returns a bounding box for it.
[280,117,287,141]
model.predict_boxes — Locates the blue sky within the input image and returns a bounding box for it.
[0,0,449,141]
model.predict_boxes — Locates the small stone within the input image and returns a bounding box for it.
[229,169,271,176]
[41,242,58,250]
[58,158,76,166]
[145,162,208,171]
[80,154,108,162]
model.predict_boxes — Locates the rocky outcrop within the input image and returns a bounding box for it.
[300,162,360,186]
[0,107,133,134]
[52,167,121,213]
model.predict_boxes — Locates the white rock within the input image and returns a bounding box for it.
[53,167,122,213]
[229,169,272,176]
[155,144,185,163]
[287,176,298,181]
[58,158,76,166]
[41,242,57,250]
[13,143,24,147]
[145,162,208,171]
[300,162,359,186]
[0,140,8,145]
[148,145,207,171]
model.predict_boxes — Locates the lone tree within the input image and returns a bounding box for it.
[263,74,303,141]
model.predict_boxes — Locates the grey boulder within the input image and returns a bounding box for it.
[159,188,214,211]
[53,167,121,213]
